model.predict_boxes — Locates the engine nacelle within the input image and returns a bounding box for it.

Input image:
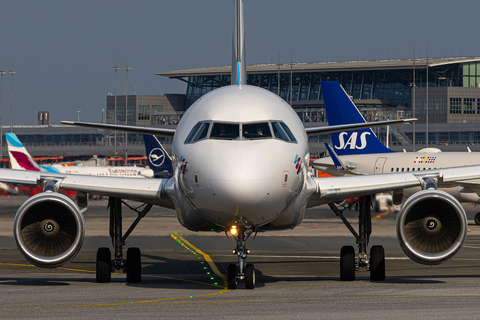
[13,192,85,268]
[396,189,467,265]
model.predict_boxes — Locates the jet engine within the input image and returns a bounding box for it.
[13,192,85,268]
[396,189,467,265]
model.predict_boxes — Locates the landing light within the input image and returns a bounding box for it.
[230,225,238,236]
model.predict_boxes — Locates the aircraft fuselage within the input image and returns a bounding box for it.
[167,85,311,231]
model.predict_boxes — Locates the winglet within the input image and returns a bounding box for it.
[324,142,346,171]
[324,142,362,175]
[143,135,173,178]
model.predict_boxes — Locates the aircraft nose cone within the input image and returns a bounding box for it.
[206,149,275,223]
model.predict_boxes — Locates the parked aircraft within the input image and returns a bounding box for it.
[0,1,475,289]
[312,81,480,225]
[6,133,172,178]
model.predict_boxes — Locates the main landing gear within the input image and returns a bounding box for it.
[96,197,152,283]
[329,196,386,281]
[475,212,480,226]
[227,223,255,289]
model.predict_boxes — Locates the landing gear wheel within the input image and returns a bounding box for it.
[227,264,237,289]
[475,212,480,226]
[340,246,355,281]
[244,264,255,289]
[370,245,385,281]
[126,247,142,283]
[96,247,111,283]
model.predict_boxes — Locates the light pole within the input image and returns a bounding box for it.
[124,55,132,165]
[112,56,120,157]
[426,46,429,148]
[9,59,16,133]
[412,47,416,152]
[0,60,5,161]
[77,111,81,122]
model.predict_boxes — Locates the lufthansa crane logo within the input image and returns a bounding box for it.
[334,132,370,150]
[149,148,166,167]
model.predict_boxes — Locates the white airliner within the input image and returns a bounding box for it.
[312,81,480,225]
[0,0,477,289]
[6,133,173,178]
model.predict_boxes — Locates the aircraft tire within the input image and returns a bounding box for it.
[244,264,255,289]
[475,212,480,226]
[370,245,386,281]
[340,246,355,281]
[96,247,111,283]
[227,264,237,289]
[126,247,142,283]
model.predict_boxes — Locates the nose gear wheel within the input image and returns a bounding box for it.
[227,223,256,289]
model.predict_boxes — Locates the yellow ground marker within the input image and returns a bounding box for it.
[171,233,228,288]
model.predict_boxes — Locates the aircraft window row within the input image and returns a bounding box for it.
[390,167,437,172]
[185,121,296,143]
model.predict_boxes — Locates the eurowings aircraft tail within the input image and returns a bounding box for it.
[6,133,60,172]
[6,133,42,171]
[143,135,173,178]
[321,81,394,156]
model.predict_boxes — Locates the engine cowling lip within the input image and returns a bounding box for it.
[13,192,85,268]
[396,189,467,265]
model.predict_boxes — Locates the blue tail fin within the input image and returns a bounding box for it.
[143,135,173,178]
[321,81,394,155]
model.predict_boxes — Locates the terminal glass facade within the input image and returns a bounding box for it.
[185,63,462,112]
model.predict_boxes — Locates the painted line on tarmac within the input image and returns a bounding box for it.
[169,293,480,305]
[171,233,228,289]
[0,263,226,288]
[463,245,480,249]
[212,254,410,260]
[0,262,229,312]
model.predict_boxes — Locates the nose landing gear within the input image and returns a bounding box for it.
[227,223,255,289]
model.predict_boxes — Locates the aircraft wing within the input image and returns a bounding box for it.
[307,165,480,207]
[0,168,175,209]
[305,118,416,136]
[61,121,176,137]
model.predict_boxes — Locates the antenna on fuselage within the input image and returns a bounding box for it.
[231,0,246,86]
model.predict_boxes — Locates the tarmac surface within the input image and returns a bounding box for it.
[0,195,479,319]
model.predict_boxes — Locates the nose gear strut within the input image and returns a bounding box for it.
[227,221,256,289]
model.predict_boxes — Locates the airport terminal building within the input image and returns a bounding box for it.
[8,56,480,161]
[157,56,480,149]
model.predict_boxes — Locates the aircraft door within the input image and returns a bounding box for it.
[374,157,387,174]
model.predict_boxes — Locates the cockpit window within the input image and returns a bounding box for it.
[242,122,272,139]
[210,123,240,139]
[193,122,210,142]
[185,122,203,143]
[186,120,297,144]
[280,122,297,143]
[271,122,289,141]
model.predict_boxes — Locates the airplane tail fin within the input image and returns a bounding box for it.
[143,135,173,178]
[231,0,246,86]
[6,133,42,171]
[321,81,394,155]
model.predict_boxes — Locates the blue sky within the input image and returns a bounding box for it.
[0,0,478,124]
